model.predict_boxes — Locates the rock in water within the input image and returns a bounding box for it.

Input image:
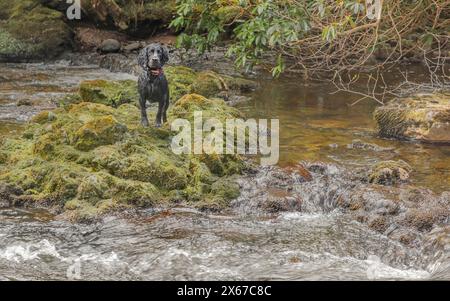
[374,92,450,143]
[100,39,121,53]
[368,160,412,185]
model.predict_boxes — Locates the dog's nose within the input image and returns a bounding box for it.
[152,58,159,62]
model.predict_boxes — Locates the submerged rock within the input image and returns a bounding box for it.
[368,160,412,185]
[374,92,450,143]
[347,139,395,152]
[0,95,246,220]
[0,0,72,61]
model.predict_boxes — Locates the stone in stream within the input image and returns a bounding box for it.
[346,139,395,152]
[368,160,412,185]
[374,92,450,143]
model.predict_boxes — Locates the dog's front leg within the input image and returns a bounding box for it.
[155,100,163,128]
[139,95,150,127]
[162,93,169,124]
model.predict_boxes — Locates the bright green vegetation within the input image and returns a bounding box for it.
[76,66,257,105]
[170,0,447,77]
[0,66,255,221]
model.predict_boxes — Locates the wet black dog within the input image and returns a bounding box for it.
[137,43,170,127]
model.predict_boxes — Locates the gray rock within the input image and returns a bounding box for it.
[100,39,121,53]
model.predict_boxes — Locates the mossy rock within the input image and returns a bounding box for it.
[210,177,240,201]
[0,152,8,165]
[0,0,72,62]
[76,66,257,107]
[190,71,228,98]
[78,0,176,35]
[0,95,246,220]
[172,94,242,121]
[165,66,198,102]
[79,80,138,107]
[374,92,450,143]
[190,70,259,99]
[115,152,188,190]
[73,116,128,151]
[368,160,412,185]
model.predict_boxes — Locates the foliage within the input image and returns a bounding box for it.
[170,0,449,78]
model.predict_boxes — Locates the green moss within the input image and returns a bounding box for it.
[0,152,7,165]
[33,133,57,158]
[368,160,412,185]
[75,66,256,109]
[73,116,128,151]
[0,0,72,61]
[190,71,228,98]
[116,152,188,190]
[123,0,176,24]
[79,80,139,107]
[210,177,240,200]
[81,0,176,34]
[165,66,198,102]
[172,94,241,121]
[190,70,258,98]
[30,111,57,124]
[0,91,246,220]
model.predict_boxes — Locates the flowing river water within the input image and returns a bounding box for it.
[0,61,449,280]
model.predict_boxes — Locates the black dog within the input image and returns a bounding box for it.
[137,43,170,127]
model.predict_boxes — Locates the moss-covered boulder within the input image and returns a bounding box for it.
[0,95,245,220]
[172,94,242,120]
[374,93,450,143]
[77,66,257,106]
[165,66,198,102]
[73,115,128,151]
[79,0,176,35]
[190,70,259,99]
[0,0,72,62]
[165,66,258,102]
[79,80,139,107]
[368,160,412,185]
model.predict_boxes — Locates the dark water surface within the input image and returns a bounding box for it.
[237,71,450,193]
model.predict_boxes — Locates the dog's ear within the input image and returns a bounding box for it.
[161,46,169,66]
[137,46,148,69]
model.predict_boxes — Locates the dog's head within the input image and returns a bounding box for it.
[137,43,169,72]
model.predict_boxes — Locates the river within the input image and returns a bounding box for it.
[0,61,448,280]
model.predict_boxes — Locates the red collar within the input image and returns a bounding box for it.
[148,68,164,77]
